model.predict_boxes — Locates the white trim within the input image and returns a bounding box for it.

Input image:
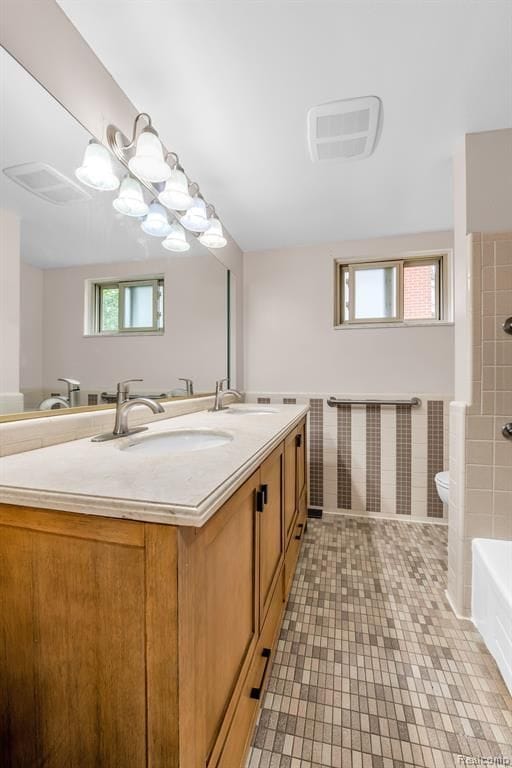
[82,332,165,338]
[334,320,454,330]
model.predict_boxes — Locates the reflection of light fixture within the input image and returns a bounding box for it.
[113,177,149,217]
[75,140,119,191]
[128,122,170,183]
[158,169,193,211]
[180,196,210,232]
[162,222,190,252]
[199,217,227,249]
[141,202,171,237]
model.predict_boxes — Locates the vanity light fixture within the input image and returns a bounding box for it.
[162,222,191,252]
[126,114,171,183]
[113,176,149,218]
[92,111,228,248]
[180,195,211,233]
[158,167,193,211]
[199,216,227,249]
[141,202,172,237]
[75,140,120,191]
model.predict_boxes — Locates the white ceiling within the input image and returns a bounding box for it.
[57,0,512,252]
[0,48,210,268]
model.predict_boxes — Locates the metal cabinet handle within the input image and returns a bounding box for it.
[250,648,271,700]
[295,433,302,448]
[295,522,304,541]
[502,422,512,440]
[255,489,264,513]
[261,483,268,505]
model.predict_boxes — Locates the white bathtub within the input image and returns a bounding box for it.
[472,538,512,695]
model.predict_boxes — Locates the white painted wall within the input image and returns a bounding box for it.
[244,231,454,395]
[20,262,44,403]
[41,254,227,396]
[0,209,23,413]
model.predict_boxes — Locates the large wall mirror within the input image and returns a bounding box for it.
[0,49,229,420]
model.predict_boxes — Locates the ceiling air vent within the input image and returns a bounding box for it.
[307,96,382,163]
[2,162,91,204]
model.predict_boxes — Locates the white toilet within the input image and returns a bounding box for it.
[435,471,449,505]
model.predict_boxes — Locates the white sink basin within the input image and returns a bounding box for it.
[225,406,279,416]
[120,428,233,456]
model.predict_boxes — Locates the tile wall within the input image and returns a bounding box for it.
[448,231,512,616]
[249,392,451,521]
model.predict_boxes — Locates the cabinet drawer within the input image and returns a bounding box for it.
[216,578,284,768]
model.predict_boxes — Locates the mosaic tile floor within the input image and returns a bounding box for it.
[247,516,512,768]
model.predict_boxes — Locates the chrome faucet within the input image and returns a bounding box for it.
[178,378,194,396]
[210,377,242,412]
[38,377,80,410]
[92,379,165,442]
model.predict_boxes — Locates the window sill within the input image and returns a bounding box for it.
[83,332,165,338]
[333,321,454,330]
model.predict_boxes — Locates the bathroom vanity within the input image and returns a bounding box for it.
[0,405,308,768]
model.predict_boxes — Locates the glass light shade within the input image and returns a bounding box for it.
[141,202,172,237]
[162,223,190,252]
[158,169,193,211]
[180,196,210,232]
[199,218,227,248]
[75,141,120,191]
[128,130,171,183]
[112,177,149,217]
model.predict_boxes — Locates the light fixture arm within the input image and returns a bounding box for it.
[105,111,225,244]
[114,112,156,153]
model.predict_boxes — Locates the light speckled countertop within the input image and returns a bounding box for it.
[0,404,308,526]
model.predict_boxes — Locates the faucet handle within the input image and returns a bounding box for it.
[58,377,80,391]
[216,377,229,391]
[117,379,143,398]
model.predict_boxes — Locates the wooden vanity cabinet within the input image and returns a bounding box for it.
[0,416,307,768]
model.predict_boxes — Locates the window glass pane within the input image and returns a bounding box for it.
[353,266,397,320]
[404,262,437,319]
[100,286,119,331]
[123,284,154,329]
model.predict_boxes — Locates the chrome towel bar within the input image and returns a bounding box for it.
[327,397,422,408]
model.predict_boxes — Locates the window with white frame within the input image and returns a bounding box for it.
[335,254,448,326]
[89,277,164,334]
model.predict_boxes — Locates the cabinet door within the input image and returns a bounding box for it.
[284,431,297,545]
[259,444,284,628]
[202,472,260,763]
[296,419,307,502]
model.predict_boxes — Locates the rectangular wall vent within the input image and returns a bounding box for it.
[2,162,91,204]
[307,96,381,163]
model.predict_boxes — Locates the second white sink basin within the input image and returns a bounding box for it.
[120,428,233,456]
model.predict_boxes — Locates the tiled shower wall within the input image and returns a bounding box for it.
[448,231,512,616]
[248,393,451,521]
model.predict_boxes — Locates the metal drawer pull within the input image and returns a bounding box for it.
[502,423,512,440]
[295,433,302,448]
[250,648,271,700]
[295,522,304,540]
[261,483,268,505]
[255,489,264,513]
